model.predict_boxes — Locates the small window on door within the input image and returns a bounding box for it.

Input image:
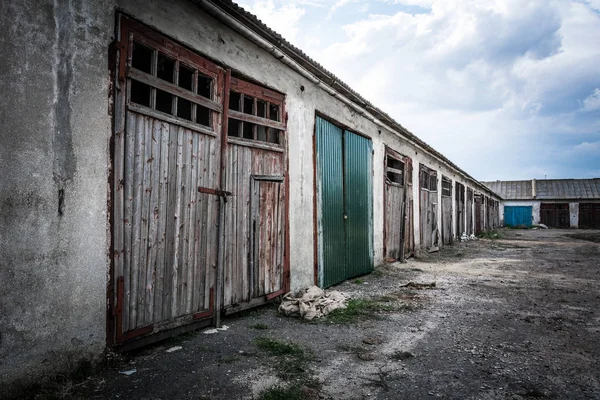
[442,177,452,197]
[386,154,404,185]
[227,77,286,148]
[420,165,437,191]
[127,39,221,133]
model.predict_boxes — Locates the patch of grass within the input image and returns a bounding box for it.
[325,298,397,324]
[478,229,503,239]
[253,338,307,358]
[253,338,316,383]
[259,384,304,400]
[250,323,269,330]
[353,278,365,284]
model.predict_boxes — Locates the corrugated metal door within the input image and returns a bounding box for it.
[316,117,373,288]
[504,206,532,226]
[579,203,600,228]
[345,131,374,278]
[316,117,346,287]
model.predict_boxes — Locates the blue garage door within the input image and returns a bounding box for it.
[504,206,532,227]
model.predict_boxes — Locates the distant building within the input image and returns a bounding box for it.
[482,179,600,228]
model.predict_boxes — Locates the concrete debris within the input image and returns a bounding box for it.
[203,325,230,334]
[166,346,182,353]
[460,233,477,242]
[119,369,137,376]
[399,281,436,289]
[539,223,548,229]
[279,286,349,320]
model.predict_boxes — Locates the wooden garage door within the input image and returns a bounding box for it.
[579,203,600,228]
[541,203,569,228]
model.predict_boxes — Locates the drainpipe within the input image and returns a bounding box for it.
[196,0,489,192]
[532,179,537,199]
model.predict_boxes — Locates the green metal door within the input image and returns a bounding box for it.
[316,117,373,288]
[344,131,373,278]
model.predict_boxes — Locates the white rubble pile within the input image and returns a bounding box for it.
[279,286,349,320]
[460,233,477,242]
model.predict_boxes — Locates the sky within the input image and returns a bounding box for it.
[236,0,600,181]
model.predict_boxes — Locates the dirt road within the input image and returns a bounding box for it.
[24,229,600,399]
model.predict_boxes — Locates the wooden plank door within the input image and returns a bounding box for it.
[403,158,415,257]
[221,76,288,310]
[112,16,223,344]
[384,148,406,261]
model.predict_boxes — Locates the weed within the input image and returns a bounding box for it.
[325,298,396,324]
[250,323,269,330]
[258,384,304,400]
[253,338,307,358]
[354,278,365,284]
[478,230,503,240]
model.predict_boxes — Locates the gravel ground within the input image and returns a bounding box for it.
[18,229,600,399]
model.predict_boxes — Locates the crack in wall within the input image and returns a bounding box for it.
[52,0,76,187]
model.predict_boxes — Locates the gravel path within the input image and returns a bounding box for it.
[22,229,600,399]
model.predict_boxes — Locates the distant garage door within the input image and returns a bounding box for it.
[540,203,570,228]
[504,206,532,227]
[579,203,600,228]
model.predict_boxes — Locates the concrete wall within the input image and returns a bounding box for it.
[569,203,579,228]
[0,0,114,389]
[0,0,501,388]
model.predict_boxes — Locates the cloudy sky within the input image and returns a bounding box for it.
[236,0,600,181]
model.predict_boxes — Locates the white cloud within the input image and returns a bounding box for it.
[236,0,307,45]
[582,88,600,111]
[238,0,600,179]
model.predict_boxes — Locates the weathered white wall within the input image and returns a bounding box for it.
[500,201,541,225]
[569,203,579,228]
[0,0,113,390]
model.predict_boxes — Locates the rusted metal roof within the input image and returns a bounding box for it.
[197,0,501,200]
[483,179,600,200]
[482,180,532,200]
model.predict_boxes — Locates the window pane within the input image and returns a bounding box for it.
[387,157,404,171]
[156,89,173,114]
[130,80,151,107]
[157,53,175,83]
[387,171,403,184]
[132,41,153,74]
[177,97,192,121]
[196,105,211,127]
[228,119,240,137]
[243,96,254,115]
[178,65,194,91]
[267,128,280,144]
[257,100,266,118]
[229,92,241,111]
[257,125,267,142]
[269,104,280,121]
[198,75,212,99]
[243,122,254,139]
